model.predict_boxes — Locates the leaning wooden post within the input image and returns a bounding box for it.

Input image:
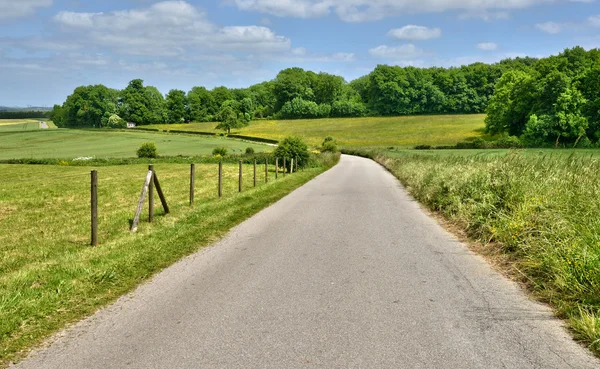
[218,161,223,197]
[239,160,243,193]
[148,165,154,223]
[275,158,279,179]
[153,172,170,214]
[91,170,98,247]
[131,170,154,233]
[190,163,195,206]
[265,158,268,183]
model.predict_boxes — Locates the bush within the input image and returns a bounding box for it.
[107,114,126,129]
[136,142,158,158]
[245,147,255,155]
[280,98,321,119]
[414,145,432,150]
[274,136,310,171]
[331,100,367,117]
[321,136,338,153]
[212,147,228,156]
[494,135,523,148]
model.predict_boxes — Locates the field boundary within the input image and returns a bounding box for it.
[131,127,280,145]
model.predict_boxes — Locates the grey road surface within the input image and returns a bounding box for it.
[15,155,599,368]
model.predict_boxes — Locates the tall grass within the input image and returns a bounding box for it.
[348,149,600,354]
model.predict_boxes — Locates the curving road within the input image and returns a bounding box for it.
[15,155,599,368]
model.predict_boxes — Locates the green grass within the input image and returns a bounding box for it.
[0,154,338,366]
[0,119,55,132]
[346,148,600,355]
[0,129,269,160]
[146,114,488,148]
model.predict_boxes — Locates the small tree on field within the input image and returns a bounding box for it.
[274,136,309,172]
[137,142,157,158]
[215,106,248,134]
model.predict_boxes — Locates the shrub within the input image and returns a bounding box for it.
[321,136,338,153]
[245,147,255,155]
[494,135,523,148]
[274,136,310,171]
[212,147,228,156]
[107,114,127,129]
[136,142,158,158]
[331,100,367,117]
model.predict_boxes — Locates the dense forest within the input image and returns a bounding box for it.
[50,46,600,147]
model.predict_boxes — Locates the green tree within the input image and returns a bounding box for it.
[60,84,118,128]
[273,68,314,111]
[215,105,247,134]
[165,89,187,123]
[187,86,216,121]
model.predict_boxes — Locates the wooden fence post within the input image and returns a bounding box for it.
[283,158,286,176]
[295,156,298,173]
[290,158,294,174]
[91,170,98,247]
[190,163,195,206]
[131,170,154,232]
[148,165,154,223]
[218,161,223,197]
[265,158,268,183]
[239,160,243,193]
[253,159,257,187]
[275,158,279,179]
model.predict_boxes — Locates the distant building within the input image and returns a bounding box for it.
[127,122,136,128]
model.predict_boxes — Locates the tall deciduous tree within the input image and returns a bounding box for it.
[165,89,187,123]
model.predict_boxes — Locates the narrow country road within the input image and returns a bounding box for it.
[15,155,599,368]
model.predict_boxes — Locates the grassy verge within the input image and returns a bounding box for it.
[343,148,600,355]
[0,153,339,366]
[146,114,489,148]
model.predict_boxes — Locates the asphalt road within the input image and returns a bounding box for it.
[15,155,600,368]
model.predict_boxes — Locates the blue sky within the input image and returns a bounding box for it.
[0,0,599,107]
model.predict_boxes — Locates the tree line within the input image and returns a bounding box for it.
[51,61,522,129]
[0,111,51,119]
[485,47,600,147]
[49,46,600,146]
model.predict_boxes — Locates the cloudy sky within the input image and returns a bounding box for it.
[0,0,599,107]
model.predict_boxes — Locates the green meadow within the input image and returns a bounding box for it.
[147,114,488,148]
[0,129,269,160]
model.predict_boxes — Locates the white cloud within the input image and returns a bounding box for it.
[458,10,510,21]
[54,1,290,55]
[233,0,561,22]
[477,42,498,51]
[535,21,562,34]
[388,25,441,41]
[369,44,425,59]
[588,15,600,27]
[0,0,52,20]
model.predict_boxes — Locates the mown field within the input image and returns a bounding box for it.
[0,154,338,365]
[146,114,488,147]
[0,130,268,160]
[344,148,600,355]
[0,119,56,132]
